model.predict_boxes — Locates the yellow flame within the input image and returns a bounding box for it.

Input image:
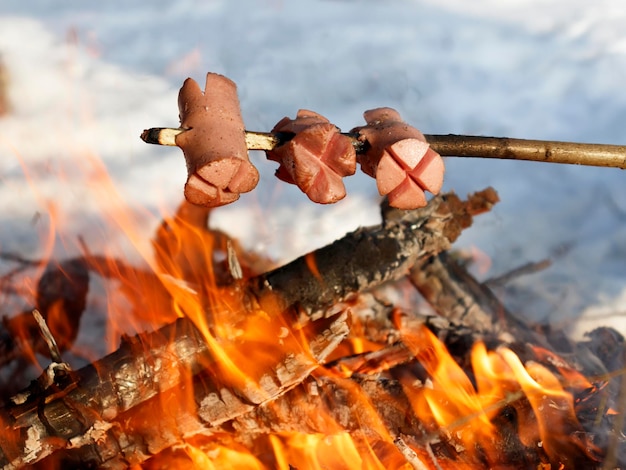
[270,432,388,470]
[398,323,595,467]
[3,139,601,468]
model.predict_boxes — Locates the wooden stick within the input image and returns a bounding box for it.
[140,128,282,151]
[30,309,64,364]
[141,127,626,169]
[427,134,626,169]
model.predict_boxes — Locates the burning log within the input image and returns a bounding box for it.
[0,269,351,468]
[250,188,499,321]
[0,189,496,468]
[31,313,350,469]
[406,246,620,467]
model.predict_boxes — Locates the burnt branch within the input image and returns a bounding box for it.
[37,313,349,469]
[0,310,349,469]
[408,250,553,347]
[248,188,499,320]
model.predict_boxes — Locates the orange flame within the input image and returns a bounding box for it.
[2,146,604,469]
[398,322,598,467]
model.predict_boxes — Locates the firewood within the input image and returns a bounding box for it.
[406,246,618,466]
[0,190,495,468]
[0,317,209,468]
[34,313,349,469]
[249,188,499,321]
[0,311,350,469]
[408,250,550,347]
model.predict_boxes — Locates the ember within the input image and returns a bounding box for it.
[0,71,624,469]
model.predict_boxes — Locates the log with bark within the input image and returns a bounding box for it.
[0,189,498,468]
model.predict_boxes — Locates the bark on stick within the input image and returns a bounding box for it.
[142,128,626,169]
[249,188,499,320]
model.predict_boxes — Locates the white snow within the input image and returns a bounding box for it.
[0,0,625,344]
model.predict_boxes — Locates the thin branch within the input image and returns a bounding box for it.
[140,128,283,151]
[30,309,64,364]
[484,258,552,288]
[141,127,626,169]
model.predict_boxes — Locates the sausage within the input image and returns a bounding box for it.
[176,73,259,207]
[267,110,356,204]
[352,107,445,209]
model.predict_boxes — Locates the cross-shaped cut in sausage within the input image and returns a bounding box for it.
[352,107,445,209]
[267,110,356,204]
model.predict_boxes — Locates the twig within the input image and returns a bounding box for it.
[141,128,626,169]
[484,258,552,288]
[140,128,283,151]
[30,309,63,364]
[408,250,551,347]
[394,437,431,470]
[226,240,243,280]
[426,134,626,169]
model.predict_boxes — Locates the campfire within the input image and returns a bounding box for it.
[0,72,623,469]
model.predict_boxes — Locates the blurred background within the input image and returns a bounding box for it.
[0,0,625,337]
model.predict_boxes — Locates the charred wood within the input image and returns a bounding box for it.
[36,313,349,469]
[250,188,499,320]
[408,250,552,349]
[0,317,210,468]
[1,311,349,469]
[0,189,498,468]
[407,246,616,467]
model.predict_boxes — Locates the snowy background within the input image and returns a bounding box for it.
[0,0,625,342]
